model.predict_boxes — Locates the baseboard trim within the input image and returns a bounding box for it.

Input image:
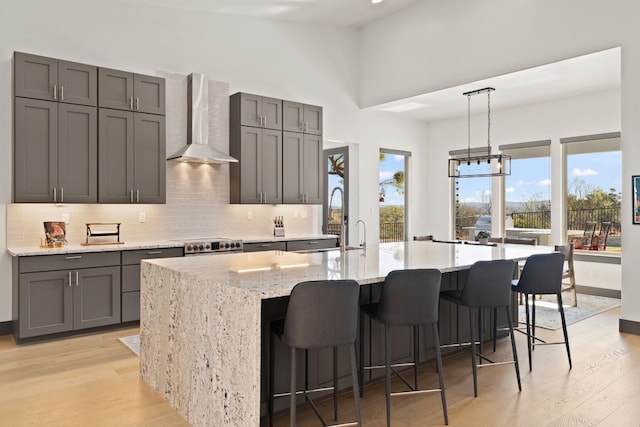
[0,321,13,336]
[619,319,640,336]
[575,285,620,299]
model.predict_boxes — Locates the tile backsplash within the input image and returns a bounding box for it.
[6,72,320,248]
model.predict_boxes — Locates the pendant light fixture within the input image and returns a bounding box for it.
[448,87,511,178]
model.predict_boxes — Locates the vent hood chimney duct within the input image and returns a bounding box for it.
[167,73,238,164]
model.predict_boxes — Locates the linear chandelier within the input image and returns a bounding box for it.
[448,87,511,178]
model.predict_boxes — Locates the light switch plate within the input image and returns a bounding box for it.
[139,211,146,223]
[247,211,253,221]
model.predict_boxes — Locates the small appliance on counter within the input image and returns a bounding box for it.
[274,216,285,237]
[179,238,243,255]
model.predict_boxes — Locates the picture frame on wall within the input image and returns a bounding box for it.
[634,175,640,224]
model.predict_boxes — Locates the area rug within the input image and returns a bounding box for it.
[119,335,140,356]
[518,293,620,330]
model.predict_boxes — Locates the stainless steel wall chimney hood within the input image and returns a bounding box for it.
[167,73,238,164]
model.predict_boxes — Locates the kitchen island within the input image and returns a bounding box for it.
[140,241,552,426]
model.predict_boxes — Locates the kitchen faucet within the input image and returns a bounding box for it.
[329,186,345,252]
[355,219,367,249]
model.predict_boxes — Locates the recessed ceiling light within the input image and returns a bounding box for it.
[371,0,384,4]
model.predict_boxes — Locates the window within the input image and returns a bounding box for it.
[562,133,621,252]
[379,149,409,242]
[450,148,491,240]
[500,141,551,243]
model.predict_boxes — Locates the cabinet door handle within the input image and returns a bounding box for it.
[130,96,134,110]
[307,241,318,245]
[68,271,72,287]
[263,192,267,203]
[60,187,64,203]
[53,85,57,100]
[53,187,57,203]
[136,97,140,111]
[136,189,140,203]
[304,122,308,132]
[60,86,64,101]
[65,255,82,260]
[260,244,272,247]
[130,189,134,203]
[147,251,162,255]
[75,271,79,286]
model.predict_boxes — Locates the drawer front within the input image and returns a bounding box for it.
[243,241,287,252]
[122,247,183,265]
[286,239,337,252]
[19,251,120,273]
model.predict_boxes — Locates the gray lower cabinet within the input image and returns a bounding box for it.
[230,126,282,204]
[282,132,323,204]
[14,97,97,203]
[15,252,121,339]
[285,238,337,251]
[14,52,97,106]
[282,101,322,135]
[121,248,183,322]
[98,109,166,204]
[98,68,166,115]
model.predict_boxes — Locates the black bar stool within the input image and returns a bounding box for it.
[268,279,362,427]
[359,269,448,426]
[511,252,572,371]
[440,259,521,397]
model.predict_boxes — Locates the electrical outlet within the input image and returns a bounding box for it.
[247,211,253,221]
[139,211,146,223]
[61,213,70,224]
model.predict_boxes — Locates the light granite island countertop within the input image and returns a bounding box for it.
[139,241,553,426]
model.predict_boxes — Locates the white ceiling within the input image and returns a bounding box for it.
[135,0,620,123]
[372,47,621,122]
[138,0,419,27]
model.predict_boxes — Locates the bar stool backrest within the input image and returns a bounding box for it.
[282,280,360,349]
[377,269,442,326]
[516,252,565,295]
[460,260,516,308]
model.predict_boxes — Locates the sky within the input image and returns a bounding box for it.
[457,151,621,205]
[379,154,405,206]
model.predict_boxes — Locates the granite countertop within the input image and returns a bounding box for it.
[241,234,337,243]
[7,234,337,257]
[7,240,184,257]
[142,241,553,300]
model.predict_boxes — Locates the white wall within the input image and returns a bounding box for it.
[361,0,640,323]
[0,0,427,322]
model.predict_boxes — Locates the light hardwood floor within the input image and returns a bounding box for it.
[1,306,637,426]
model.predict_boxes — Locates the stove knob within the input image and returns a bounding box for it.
[235,242,241,248]
[198,244,204,251]
[205,244,211,250]
[225,243,230,249]
[186,245,193,252]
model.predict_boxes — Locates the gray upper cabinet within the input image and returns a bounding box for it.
[98,109,166,204]
[14,97,97,203]
[230,126,282,204]
[230,92,322,204]
[283,101,322,135]
[231,92,282,130]
[282,132,323,204]
[14,52,97,106]
[99,68,165,115]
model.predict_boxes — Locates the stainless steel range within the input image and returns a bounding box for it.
[180,238,243,255]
